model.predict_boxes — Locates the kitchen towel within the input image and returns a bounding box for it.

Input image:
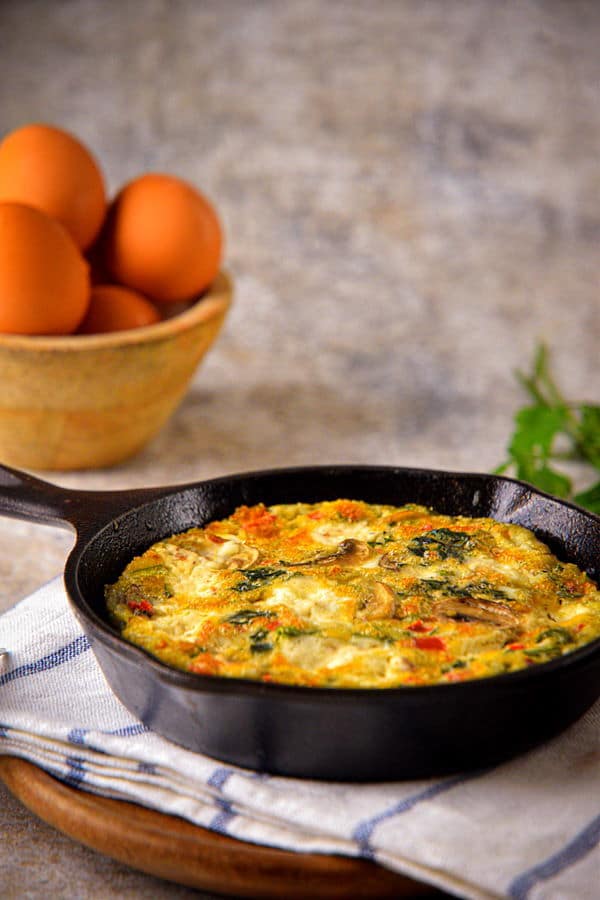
[1,577,598,900]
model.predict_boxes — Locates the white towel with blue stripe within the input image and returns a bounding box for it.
[1,577,598,900]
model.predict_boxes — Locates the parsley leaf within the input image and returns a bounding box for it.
[579,406,600,468]
[408,528,474,561]
[232,567,287,592]
[496,344,600,513]
[224,609,276,625]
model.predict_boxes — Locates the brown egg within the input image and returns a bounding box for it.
[0,123,107,250]
[77,284,161,334]
[0,202,90,334]
[104,173,222,304]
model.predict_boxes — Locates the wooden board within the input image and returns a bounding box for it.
[0,757,443,899]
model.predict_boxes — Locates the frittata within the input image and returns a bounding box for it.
[105,499,600,688]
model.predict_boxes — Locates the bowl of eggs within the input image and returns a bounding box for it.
[0,124,232,470]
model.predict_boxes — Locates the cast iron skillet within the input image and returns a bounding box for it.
[1,462,599,782]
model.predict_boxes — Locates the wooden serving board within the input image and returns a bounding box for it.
[0,757,442,899]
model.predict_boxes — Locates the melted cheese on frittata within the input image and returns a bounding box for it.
[105,500,600,688]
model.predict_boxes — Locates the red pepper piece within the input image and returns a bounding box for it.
[414,636,446,651]
[335,500,364,521]
[126,599,154,616]
[234,504,279,536]
[189,653,220,675]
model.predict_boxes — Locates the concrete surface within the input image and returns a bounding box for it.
[0,0,598,897]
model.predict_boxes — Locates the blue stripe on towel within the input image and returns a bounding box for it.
[352,771,486,860]
[109,723,148,737]
[0,634,90,686]
[64,755,86,787]
[137,761,158,775]
[207,766,234,790]
[210,798,236,834]
[508,813,600,899]
[66,728,109,757]
[67,727,88,745]
[0,725,8,738]
[208,766,237,833]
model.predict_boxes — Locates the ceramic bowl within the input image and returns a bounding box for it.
[0,271,232,470]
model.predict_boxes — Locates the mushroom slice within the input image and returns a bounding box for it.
[357,581,396,621]
[287,539,372,567]
[433,596,519,627]
[378,549,404,570]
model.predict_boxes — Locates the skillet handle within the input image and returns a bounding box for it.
[0,463,180,536]
[0,463,85,531]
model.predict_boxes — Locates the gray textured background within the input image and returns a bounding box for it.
[0,1,598,897]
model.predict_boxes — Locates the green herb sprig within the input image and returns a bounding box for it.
[496,345,600,513]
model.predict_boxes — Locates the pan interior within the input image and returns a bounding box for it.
[68,466,600,633]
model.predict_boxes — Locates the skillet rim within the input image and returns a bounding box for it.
[65,463,600,702]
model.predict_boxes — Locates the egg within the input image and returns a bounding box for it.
[104,173,222,304]
[77,284,161,334]
[0,123,107,250]
[0,202,90,334]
